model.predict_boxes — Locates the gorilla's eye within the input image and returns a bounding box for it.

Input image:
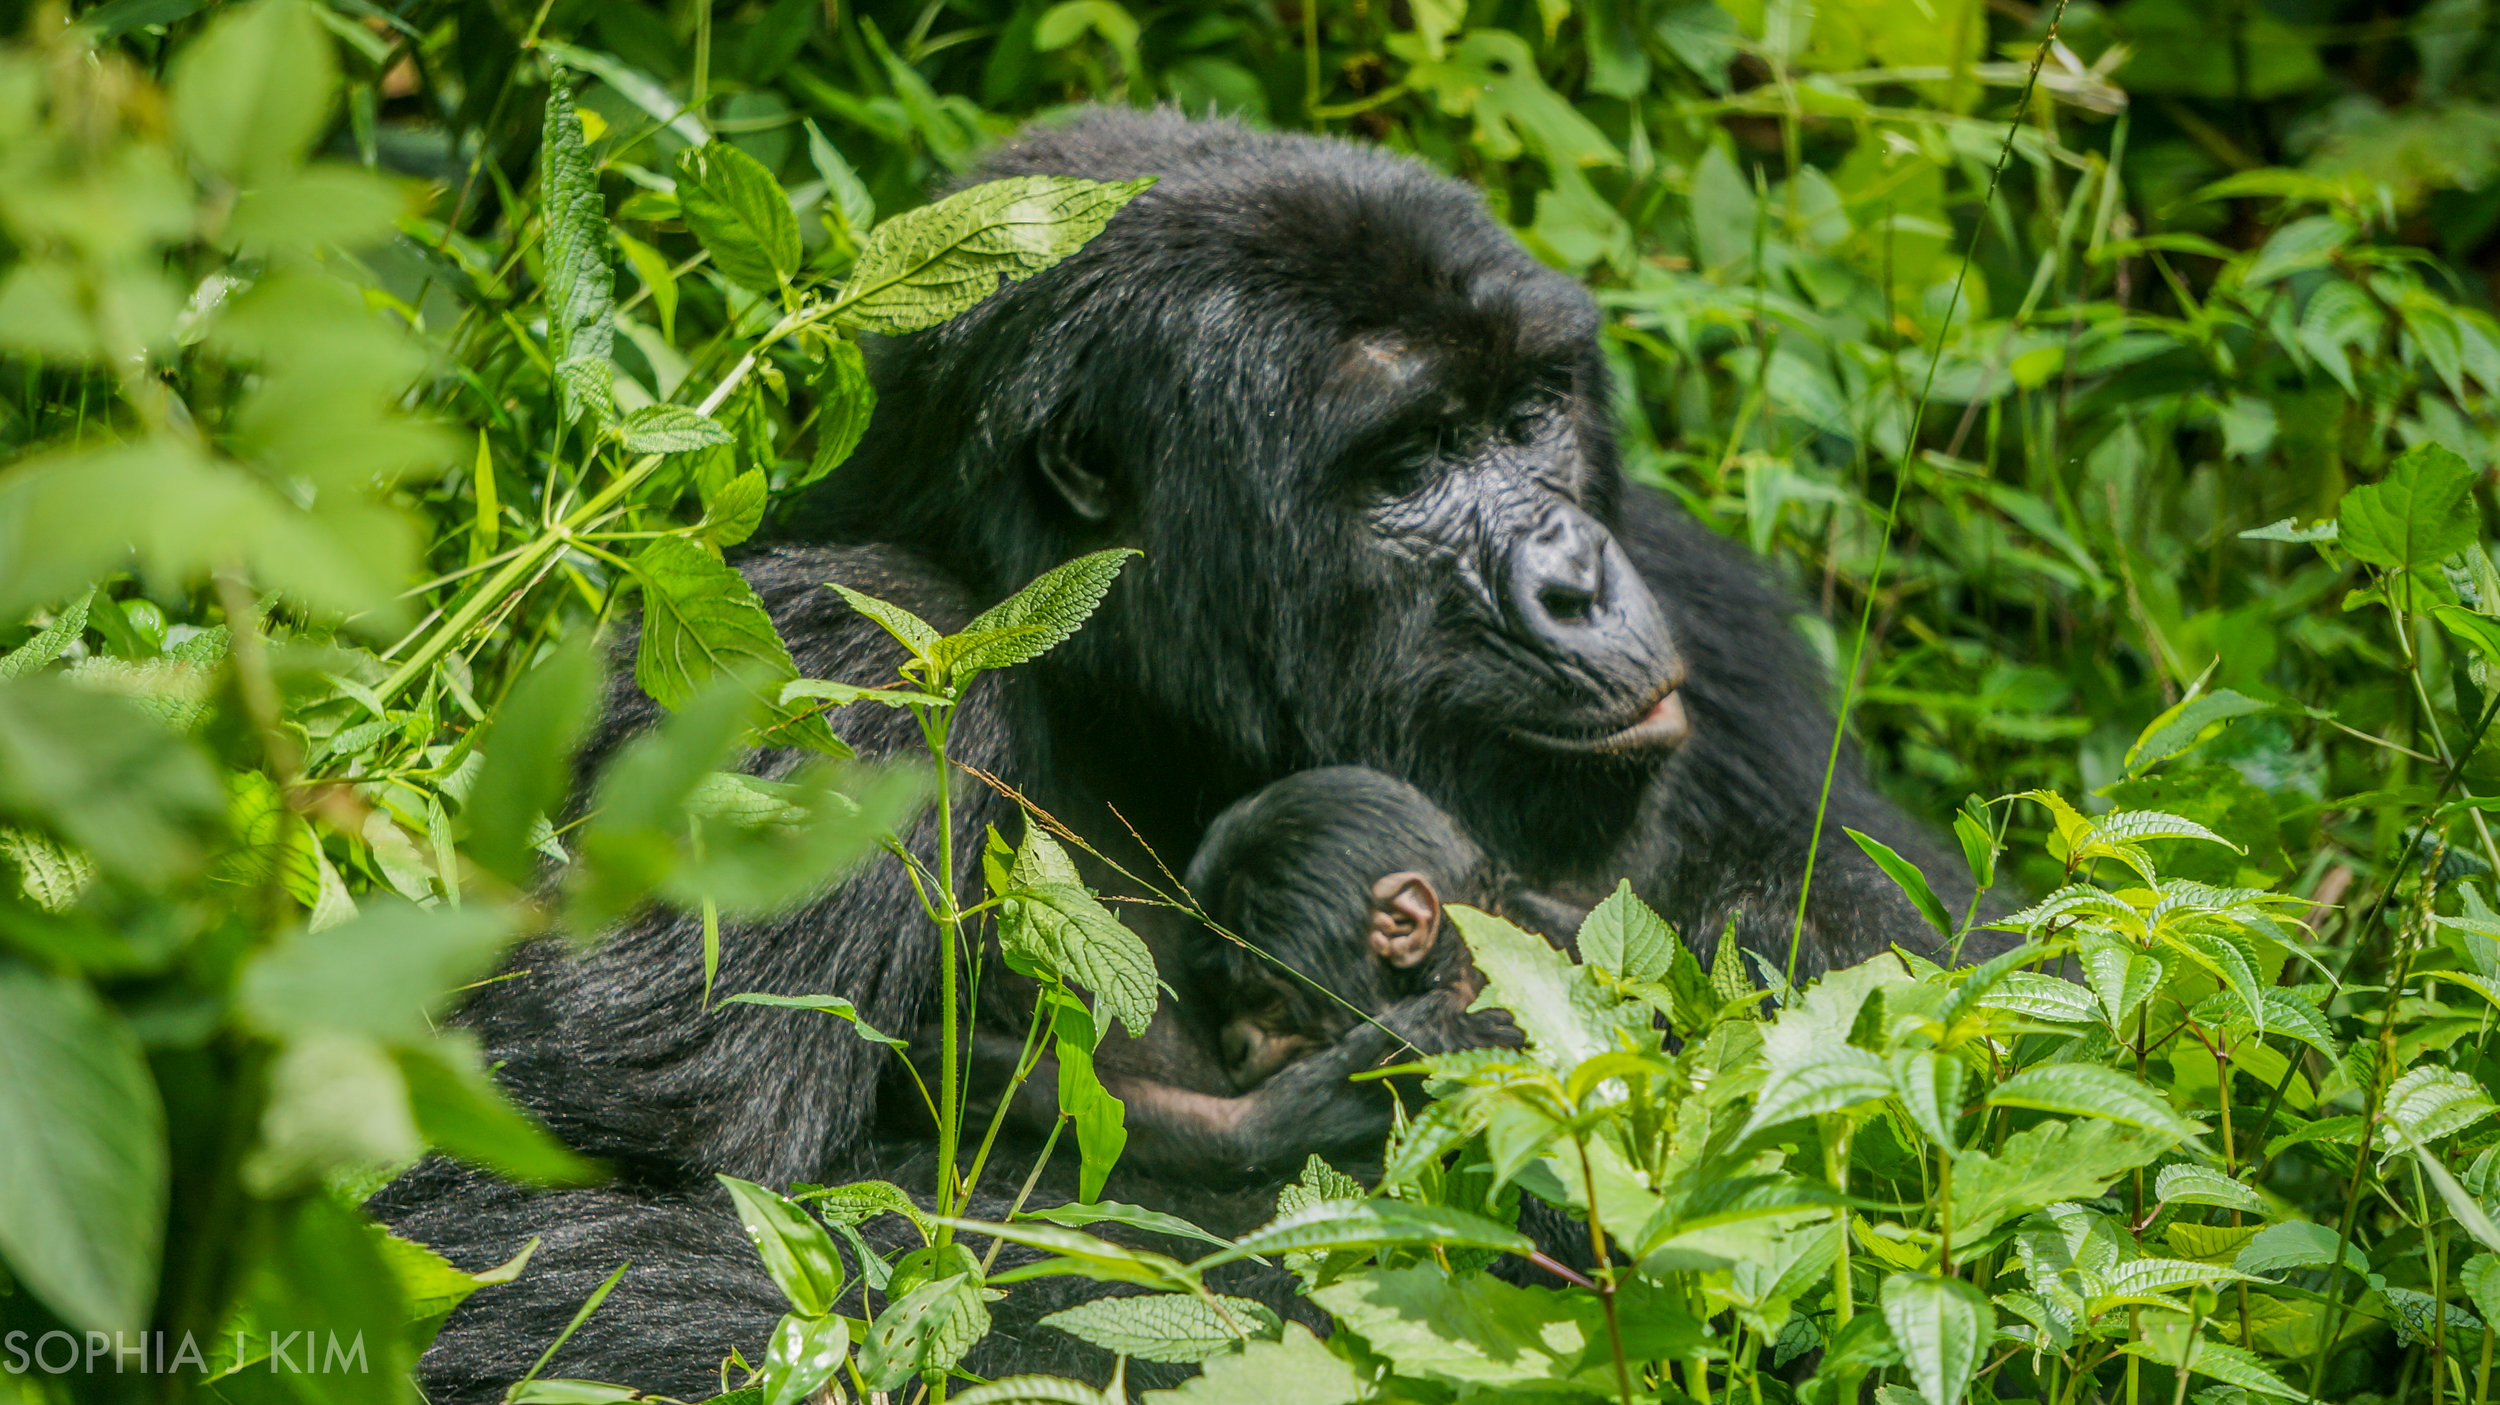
[1502,401,1560,444]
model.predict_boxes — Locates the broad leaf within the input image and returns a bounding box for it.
[835,175,1155,335]
[1986,1064,2197,1136]
[620,404,733,456]
[676,143,803,295]
[169,0,333,186]
[1845,827,1954,941]
[463,636,600,887]
[0,964,166,1333]
[1879,1272,1989,1405]
[2154,1164,2266,1215]
[1041,1292,1282,1363]
[633,538,840,754]
[1577,879,1676,981]
[1196,1198,1531,1268]
[2338,442,2477,573]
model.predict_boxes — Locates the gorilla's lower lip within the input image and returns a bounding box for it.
[1512,690,1690,755]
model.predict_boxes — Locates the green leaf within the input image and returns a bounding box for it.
[1742,1045,1895,1139]
[933,1216,1196,1290]
[1948,1119,2174,1242]
[1307,1264,1625,1394]
[1049,992,1129,1200]
[1889,1049,1967,1153]
[2462,1253,2500,1328]
[948,1379,1113,1405]
[1577,879,1676,981]
[1135,1323,1369,1405]
[0,674,224,881]
[2239,516,2339,544]
[1016,1200,1235,1251]
[2154,1164,2266,1215]
[827,582,943,664]
[539,68,615,428]
[1878,1272,1989,1405]
[835,175,1155,335]
[2126,689,2271,773]
[701,469,769,548]
[2118,1334,2303,1399]
[1845,828,1954,941]
[2234,1219,2369,1277]
[238,901,516,1043]
[1952,797,1996,893]
[803,119,876,241]
[780,677,953,712]
[723,993,908,1048]
[1450,905,1626,1070]
[761,1310,848,1405]
[676,143,804,295]
[613,228,678,341]
[854,1271,988,1390]
[394,1039,601,1186]
[464,636,600,887]
[1986,1064,2198,1136]
[0,963,166,1333]
[2338,442,2478,573]
[620,404,734,456]
[169,0,334,187]
[0,589,92,680]
[1195,1198,1532,1269]
[943,549,1139,682]
[716,1175,847,1316]
[1002,826,1159,1036]
[633,537,839,754]
[798,338,875,488]
[1041,1292,1282,1363]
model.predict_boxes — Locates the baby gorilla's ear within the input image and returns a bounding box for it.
[1367,871,1443,968]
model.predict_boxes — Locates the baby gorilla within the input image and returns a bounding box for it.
[1185,766,1503,1091]
[963,767,1558,1182]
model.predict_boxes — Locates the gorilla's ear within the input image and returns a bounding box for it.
[1037,422,1116,522]
[1368,872,1442,968]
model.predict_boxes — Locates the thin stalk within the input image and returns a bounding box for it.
[977,1116,1067,1279]
[1827,1116,1855,1327]
[373,316,804,704]
[919,702,962,1235]
[1576,1137,1638,1405]
[957,988,1057,1210]
[1787,0,2074,987]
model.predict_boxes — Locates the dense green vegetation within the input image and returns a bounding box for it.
[9,0,2500,1402]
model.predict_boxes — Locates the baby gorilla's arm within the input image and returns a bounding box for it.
[958,989,1491,1184]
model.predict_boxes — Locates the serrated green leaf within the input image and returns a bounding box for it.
[1978,971,2100,1024]
[1196,1199,1531,1271]
[856,1270,986,1390]
[1017,1199,1233,1251]
[827,582,942,664]
[676,143,803,295]
[1879,1272,1989,1405]
[2155,1164,2266,1215]
[2117,1333,2303,1398]
[0,589,92,681]
[702,469,769,547]
[1577,878,1676,981]
[798,337,875,488]
[537,68,614,427]
[2127,689,2271,773]
[2339,441,2478,573]
[620,404,733,456]
[633,537,839,754]
[950,1378,1115,1405]
[1041,1292,1282,1363]
[1135,1323,1368,1405]
[835,175,1154,335]
[1986,1064,2197,1136]
[930,1216,1196,1290]
[943,549,1138,681]
[1002,826,1158,1035]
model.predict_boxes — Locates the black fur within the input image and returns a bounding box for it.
[373,109,1985,1401]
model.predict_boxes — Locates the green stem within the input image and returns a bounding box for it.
[1576,1137,1639,1405]
[922,703,961,1234]
[373,319,803,704]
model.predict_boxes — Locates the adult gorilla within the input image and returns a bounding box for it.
[373,109,1978,1399]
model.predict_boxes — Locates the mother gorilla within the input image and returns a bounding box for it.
[374,108,1974,1399]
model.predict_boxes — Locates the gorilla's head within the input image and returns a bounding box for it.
[819,110,1684,863]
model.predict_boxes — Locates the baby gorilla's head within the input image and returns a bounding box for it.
[1184,767,1493,1089]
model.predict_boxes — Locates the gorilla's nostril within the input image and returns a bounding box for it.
[1539,583,1595,625]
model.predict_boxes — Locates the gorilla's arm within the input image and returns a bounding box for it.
[1613,486,2000,974]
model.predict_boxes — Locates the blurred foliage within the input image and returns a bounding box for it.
[10,0,2500,1400]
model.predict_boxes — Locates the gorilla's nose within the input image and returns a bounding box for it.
[1507,507,1672,679]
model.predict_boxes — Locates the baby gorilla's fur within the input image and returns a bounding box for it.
[1185,767,1502,1089]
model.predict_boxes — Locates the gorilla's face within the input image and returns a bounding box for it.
[1324,330,1687,764]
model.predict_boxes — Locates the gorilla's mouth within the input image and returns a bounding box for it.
[1510,689,1690,756]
